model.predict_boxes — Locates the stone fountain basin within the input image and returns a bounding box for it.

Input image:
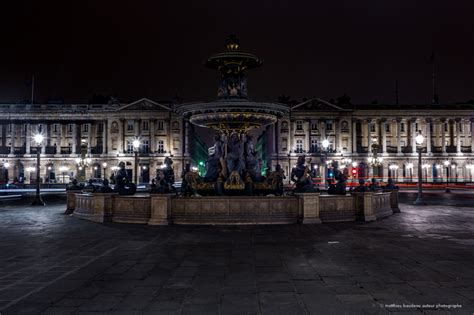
[70,191,398,225]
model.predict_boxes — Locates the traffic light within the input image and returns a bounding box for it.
[351,168,358,176]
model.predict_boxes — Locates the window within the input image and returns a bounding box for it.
[400,123,405,132]
[429,122,433,133]
[83,124,89,133]
[400,140,406,146]
[415,123,419,132]
[142,140,149,153]
[370,123,375,132]
[326,121,333,131]
[53,124,58,133]
[157,140,164,153]
[157,121,164,131]
[38,124,43,133]
[444,123,448,132]
[296,121,303,131]
[98,123,104,133]
[24,124,27,133]
[143,121,149,131]
[126,140,134,153]
[127,121,134,131]
[68,124,73,133]
[459,123,463,133]
[311,139,318,152]
[311,122,318,130]
[385,123,390,133]
[296,139,303,153]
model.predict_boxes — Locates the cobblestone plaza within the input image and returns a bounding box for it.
[0,196,473,314]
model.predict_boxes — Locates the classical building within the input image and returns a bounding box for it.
[0,98,190,184]
[1,96,473,185]
[269,98,474,184]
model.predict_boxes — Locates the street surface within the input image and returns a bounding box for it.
[0,195,473,314]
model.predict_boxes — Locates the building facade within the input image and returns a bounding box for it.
[1,97,473,185]
[269,98,474,184]
[0,98,190,184]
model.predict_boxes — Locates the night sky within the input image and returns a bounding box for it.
[1,0,473,105]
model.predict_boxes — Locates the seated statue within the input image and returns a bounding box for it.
[244,135,260,181]
[114,161,137,195]
[352,179,368,192]
[151,157,176,193]
[226,132,244,177]
[369,178,382,192]
[327,169,347,195]
[384,178,399,190]
[97,179,114,193]
[264,164,285,195]
[83,179,96,193]
[66,178,83,191]
[290,155,318,193]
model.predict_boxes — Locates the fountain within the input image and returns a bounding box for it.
[70,36,398,225]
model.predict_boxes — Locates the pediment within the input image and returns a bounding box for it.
[118,98,171,111]
[292,97,349,112]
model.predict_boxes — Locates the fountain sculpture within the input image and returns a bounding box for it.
[175,35,289,195]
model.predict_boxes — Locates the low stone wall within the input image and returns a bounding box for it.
[72,190,398,225]
[319,195,355,222]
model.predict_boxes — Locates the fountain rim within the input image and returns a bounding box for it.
[174,100,290,117]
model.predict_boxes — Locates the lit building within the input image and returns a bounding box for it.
[1,97,473,185]
[0,98,190,184]
[268,99,474,184]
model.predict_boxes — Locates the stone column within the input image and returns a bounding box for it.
[26,124,31,154]
[9,123,15,154]
[134,119,140,137]
[425,119,431,154]
[396,118,402,155]
[121,119,126,153]
[449,119,454,148]
[411,119,416,154]
[335,119,340,153]
[319,119,326,145]
[441,119,447,154]
[102,120,107,154]
[352,119,357,153]
[367,119,372,149]
[381,120,387,154]
[471,118,474,153]
[149,119,156,154]
[184,119,190,157]
[56,123,62,155]
[87,123,92,153]
[456,118,461,154]
[72,123,77,154]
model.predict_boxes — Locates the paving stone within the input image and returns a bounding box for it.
[1,198,474,313]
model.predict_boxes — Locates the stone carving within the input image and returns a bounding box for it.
[290,155,318,193]
[114,161,137,195]
[204,134,224,182]
[66,178,83,191]
[226,132,244,176]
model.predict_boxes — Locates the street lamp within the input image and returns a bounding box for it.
[133,139,140,184]
[59,166,69,184]
[444,160,451,193]
[102,162,107,180]
[32,134,45,206]
[414,133,426,205]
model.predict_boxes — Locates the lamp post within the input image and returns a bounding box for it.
[444,160,450,193]
[322,139,330,190]
[102,162,107,180]
[32,134,45,206]
[414,133,426,205]
[59,166,68,184]
[133,139,140,184]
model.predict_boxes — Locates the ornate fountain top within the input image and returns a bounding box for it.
[175,35,288,133]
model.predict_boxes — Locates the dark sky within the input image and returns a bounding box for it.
[1,0,473,104]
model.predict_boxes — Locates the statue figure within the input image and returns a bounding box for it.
[204,134,224,182]
[151,157,176,194]
[327,169,347,195]
[384,178,399,190]
[83,179,96,193]
[369,178,382,191]
[114,161,137,195]
[181,163,199,196]
[290,155,318,193]
[265,164,285,195]
[352,179,368,192]
[97,179,113,193]
[66,178,83,191]
[244,134,260,181]
[226,132,244,176]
